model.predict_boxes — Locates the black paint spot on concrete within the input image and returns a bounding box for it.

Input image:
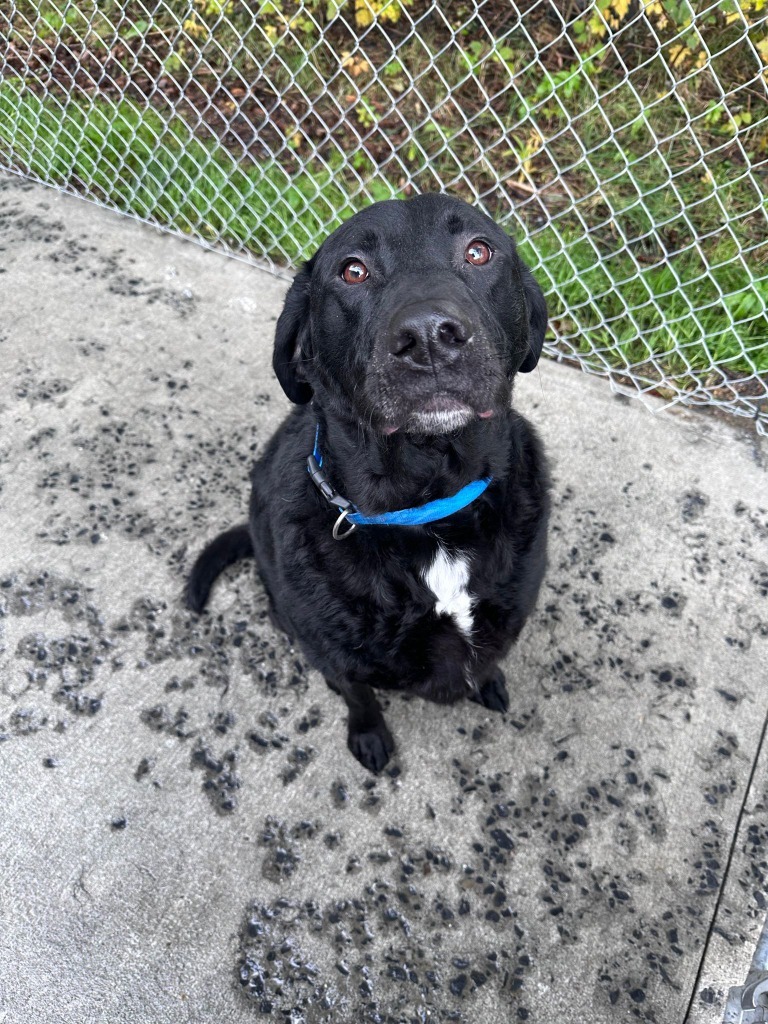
[239,816,530,1021]
[141,703,196,738]
[191,743,240,814]
[0,571,110,740]
[681,491,709,522]
[259,817,318,882]
[658,590,687,617]
[16,376,71,403]
[135,757,155,781]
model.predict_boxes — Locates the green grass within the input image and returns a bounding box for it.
[519,227,768,385]
[1,78,766,388]
[0,83,398,265]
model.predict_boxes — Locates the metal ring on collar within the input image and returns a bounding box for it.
[332,508,357,541]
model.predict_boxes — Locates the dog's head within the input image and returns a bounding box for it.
[273,194,547,435]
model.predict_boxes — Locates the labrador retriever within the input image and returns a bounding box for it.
[186,193,550,773]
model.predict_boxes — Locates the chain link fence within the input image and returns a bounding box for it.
[1,1,767,432]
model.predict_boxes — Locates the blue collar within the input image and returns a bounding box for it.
[307,425,492,540]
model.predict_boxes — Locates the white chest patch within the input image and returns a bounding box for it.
[422,547,474,637]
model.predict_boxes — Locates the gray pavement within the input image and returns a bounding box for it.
[0,172,766,1024]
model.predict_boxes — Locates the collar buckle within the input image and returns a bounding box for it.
[307,454,352,512]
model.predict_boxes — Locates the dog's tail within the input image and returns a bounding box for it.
[185,524,253,613]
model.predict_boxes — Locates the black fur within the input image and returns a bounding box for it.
[185,525,252,614]
[186,194,551,772]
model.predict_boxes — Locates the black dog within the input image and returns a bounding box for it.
[186,194,550,773]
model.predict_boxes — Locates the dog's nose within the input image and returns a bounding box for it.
[386,304,472,368]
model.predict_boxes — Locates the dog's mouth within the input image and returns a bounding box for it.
[381,395,495,436]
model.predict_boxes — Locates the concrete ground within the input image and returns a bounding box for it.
[0,171,766,1024]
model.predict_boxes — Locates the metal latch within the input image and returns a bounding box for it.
[724,915,768,1023]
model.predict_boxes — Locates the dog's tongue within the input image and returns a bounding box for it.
[382,425,399,436]
[478,410,494,419]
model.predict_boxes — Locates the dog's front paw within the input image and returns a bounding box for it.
[348,721,395,774]
[470,668,509,713]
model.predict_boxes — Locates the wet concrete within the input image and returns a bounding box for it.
[0,172,766,1023]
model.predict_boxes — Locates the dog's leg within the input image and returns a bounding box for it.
[325,678,395,773]
[469,665,509,713]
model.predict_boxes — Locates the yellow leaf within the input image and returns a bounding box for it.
[354,0,374,26]
[183,17,207,38]
[354,0,407,25]
[757,38,768,66]
[342,52,371,76]
[380,0,401,23]
[669,44,691,67]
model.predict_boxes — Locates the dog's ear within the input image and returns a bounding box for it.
[518,263,548,374]
[272,261,314,404]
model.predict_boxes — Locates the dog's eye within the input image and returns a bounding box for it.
[341,259,369,284]
[465,240,493,266]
